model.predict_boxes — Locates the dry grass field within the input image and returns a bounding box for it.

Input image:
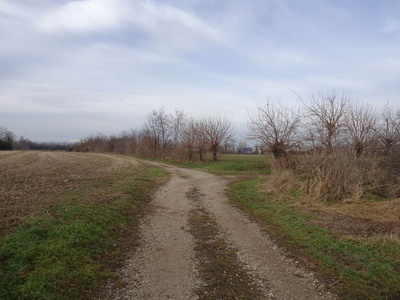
[0,151,168,299]
[0,151,141,233]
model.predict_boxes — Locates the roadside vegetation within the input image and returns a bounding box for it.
[154,153,400,299]
[230,178,400,299]
[235,93,400,299]
[0,151,168,300]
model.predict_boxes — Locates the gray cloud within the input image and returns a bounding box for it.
[0,0,399,142]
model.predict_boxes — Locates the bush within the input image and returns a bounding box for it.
[271,150,400,202]
[0,140,12,150]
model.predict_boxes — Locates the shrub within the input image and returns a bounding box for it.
[270,149,400,202]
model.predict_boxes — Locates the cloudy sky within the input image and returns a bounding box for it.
[1,0,399,142]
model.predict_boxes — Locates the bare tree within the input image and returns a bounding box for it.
[158,109,171,159]
[144,110,160,156]
[119,129,138,154]
[193,119,208,161]
[247,102,300,160]
[345,103,376,157]
[0,126,7,140]
[170,109,187,149]
[180,118,197,162]
[77,133,107,152]
[137,128,154,157]
[375,103,400,154]
[200,114,233,162]
[0,127,15,150]
[13,136,33,150]
[223,136,236,153]
[303,91,349,153]
[144,108,171,159]
[179,117,209,161]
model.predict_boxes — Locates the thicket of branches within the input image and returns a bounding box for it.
[247,92,400,201]
[0,127,15,150]
[72,108,234,162]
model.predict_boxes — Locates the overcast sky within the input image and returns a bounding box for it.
[1,0,399,142]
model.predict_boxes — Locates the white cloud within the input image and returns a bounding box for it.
[149,2,222,42]
[34,0,225,46]
[35,0,122,33]
[123,0,227,52]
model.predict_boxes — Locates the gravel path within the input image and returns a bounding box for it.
[103,162,336,300]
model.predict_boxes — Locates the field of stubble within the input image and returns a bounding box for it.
[0,151,142,233]
[0,151,167,299]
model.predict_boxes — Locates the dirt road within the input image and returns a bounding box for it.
[103,162,336,299]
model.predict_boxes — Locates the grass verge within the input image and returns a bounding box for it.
[186,187,267,299]
[230,179,400,300]
[0,165,168,300]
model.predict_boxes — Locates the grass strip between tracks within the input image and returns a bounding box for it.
[186,187,268,299]
[230,179,400,300]
[0,165,168,300]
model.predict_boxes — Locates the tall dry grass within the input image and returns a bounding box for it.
[264,150,400,242]
[268,149,400,203]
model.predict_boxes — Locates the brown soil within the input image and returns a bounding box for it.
[0,151,140,233]
[300,198,400,240]
[307,210,400,238]
[102,162,336,299]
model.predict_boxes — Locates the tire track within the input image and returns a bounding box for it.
[103,169,199,299]
[103,162,336,299]
[187,187,272,299]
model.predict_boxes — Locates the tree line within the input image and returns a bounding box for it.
[2,90,399,201]
[2,91,399,162]
[72,91,399,162]
[72,90,400,201]
[0,127,71,151]
[245,91,400,201]
[73,108,235,162]
[248,91,400,160]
